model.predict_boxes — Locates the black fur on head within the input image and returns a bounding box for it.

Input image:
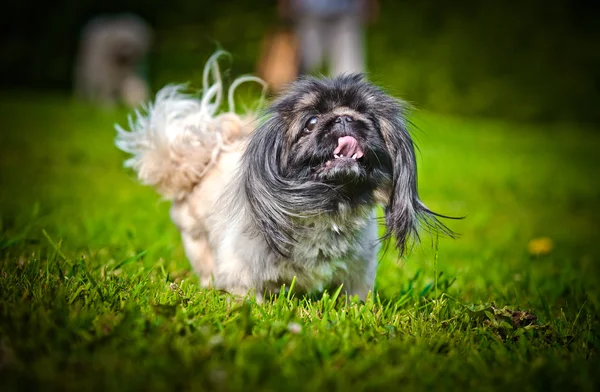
[241,74,452,256]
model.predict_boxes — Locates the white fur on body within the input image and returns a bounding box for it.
[212,200,379,301]
[116,54,379,300]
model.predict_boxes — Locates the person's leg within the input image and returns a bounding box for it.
[296,15,326,75]
[329,13,364,76]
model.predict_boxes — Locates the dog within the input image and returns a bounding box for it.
[74,14,151,107]
[116,53,451,301]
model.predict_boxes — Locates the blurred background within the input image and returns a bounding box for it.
[1,0,600,302]
[1,0,599,123]
[1,2,600,387]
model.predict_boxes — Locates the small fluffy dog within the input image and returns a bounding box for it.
[116,53,451,301]
[74,14,151,107]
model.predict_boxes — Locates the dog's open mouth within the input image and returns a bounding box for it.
[319,136,365,174]
[333,136,364,160]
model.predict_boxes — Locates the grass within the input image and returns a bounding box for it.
[0,93,599,391]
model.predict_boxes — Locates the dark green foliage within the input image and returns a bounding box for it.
[2,0,599,122]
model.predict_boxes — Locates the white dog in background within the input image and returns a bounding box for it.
[74,14,151,108]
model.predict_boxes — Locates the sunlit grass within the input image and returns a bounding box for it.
[0,95,599,390]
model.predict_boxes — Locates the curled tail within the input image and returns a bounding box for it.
[115,51,267,200]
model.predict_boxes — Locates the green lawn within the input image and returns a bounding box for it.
[0,93,599,391]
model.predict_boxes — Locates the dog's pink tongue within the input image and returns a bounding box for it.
[334,136,364,159]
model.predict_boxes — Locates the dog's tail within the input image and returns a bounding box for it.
[115,52,267,201]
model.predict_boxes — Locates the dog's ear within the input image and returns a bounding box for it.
[241,115,337,257]
[378,102,453,255]
[241,116,294,256]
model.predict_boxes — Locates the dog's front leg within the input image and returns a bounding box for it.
[338,258,376,302]
[181,232,215,287]
[213,243,265,303]
[343,215,379,301]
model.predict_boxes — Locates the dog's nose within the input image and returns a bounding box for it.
[334,115,353,123]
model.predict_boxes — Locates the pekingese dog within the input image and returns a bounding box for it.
[116,53,451,301]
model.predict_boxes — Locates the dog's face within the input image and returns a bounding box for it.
[276,77,394,203]
[241,74,449,256]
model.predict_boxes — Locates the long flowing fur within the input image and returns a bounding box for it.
[378,111,454,254]
[239,115,343,256]
[241,74,452,257]
[115,52,266,200]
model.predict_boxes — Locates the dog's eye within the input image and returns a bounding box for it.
[304,116,318,133]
